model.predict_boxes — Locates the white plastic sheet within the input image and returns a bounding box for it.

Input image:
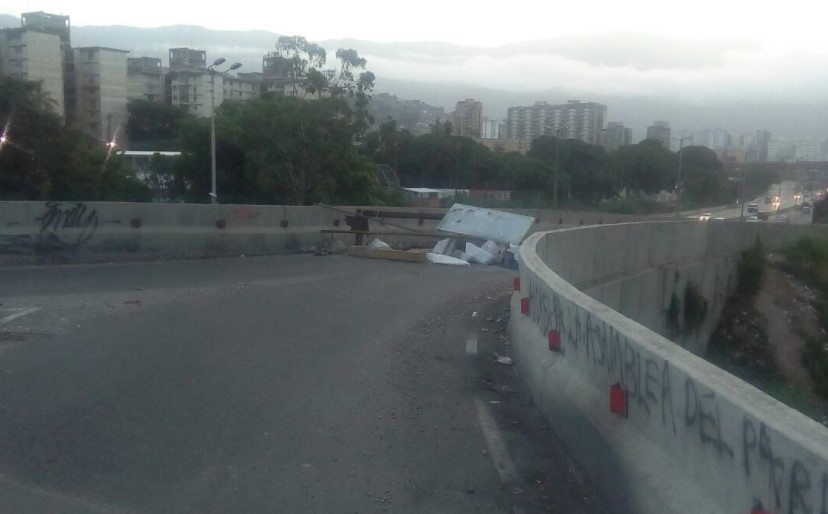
[432,238,450,255]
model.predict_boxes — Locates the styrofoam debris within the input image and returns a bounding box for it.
[426,253,471,266]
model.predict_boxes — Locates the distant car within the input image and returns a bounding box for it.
[713,217,725,221]
[699,212,711,221]
[745,216,759,222]
[802,206,812,214]
[757,212,769,220]
[777,215,790,223]
[801,201,811,208]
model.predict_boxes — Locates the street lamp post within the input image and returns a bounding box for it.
[671,135,694,217]
[207,58,242,204]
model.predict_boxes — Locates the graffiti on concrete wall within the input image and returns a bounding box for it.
[232,206,260,221]
[35,201,99,251]
[526,276,828,513]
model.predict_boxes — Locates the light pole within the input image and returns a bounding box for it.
[207,58,242,204]
[671,135,694,217]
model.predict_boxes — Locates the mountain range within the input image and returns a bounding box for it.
[2,14,826,143]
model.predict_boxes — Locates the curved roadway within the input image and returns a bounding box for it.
[0,255,601,514]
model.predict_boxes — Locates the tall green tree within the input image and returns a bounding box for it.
[217,94,380,205]
[612,138,676,196]
[0,76,149,201]
[679,146,729,206]
[126,99,193,151]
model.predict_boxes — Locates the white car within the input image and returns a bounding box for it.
[698,213,712,221]
[777,215,790,223]
[745,216,759,222]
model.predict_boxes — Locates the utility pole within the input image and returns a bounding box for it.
[671,135,694,217]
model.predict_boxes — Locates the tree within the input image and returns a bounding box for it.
[612,138,676,196]
[529,136,614,205]
[126,100,193,151]
[679,146,729,206]
[217,94,381,205]
[0,76,149,201]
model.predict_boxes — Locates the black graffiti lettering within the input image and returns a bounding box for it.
[743,417,757,476]
[759,423,785,510]
[36,201,99,250]
[552,293,566,334]
[584,313,593,360]
[645,358,659,409]
[568,309,582,351]
[607,329,623,379]
[595,322,607,366]
[685,378,698,426]
[661,361,676,434]
[788,460,812,514]
[699,392,733,458]
[623,340,639,403]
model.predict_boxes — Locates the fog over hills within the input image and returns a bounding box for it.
[2,14,826,142]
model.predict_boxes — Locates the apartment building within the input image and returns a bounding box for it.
[73,46,129,142]
[451,99,483,139]
[223,74,260,102]
[646,121,671,148]
[127,57,166,102]
[0,28,65,115]
[168,71,220,117]
[481,118,499,139]
[506,100,606,146]
[699,128,730,152]
[601,122,632,152]
[169,47,206,72]
[21,11,72,120]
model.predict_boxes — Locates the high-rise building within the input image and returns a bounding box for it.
[645,121,670,148]
[699,128,730,152]
[0,28,65,115]
[753,130,771,162]
[127,57,166,103]
[73,46,129,142]
[768,138,794,161]
[506,100,606,146]
[451,99,483,139]
[601,122,632,152]
[481,118,499,139]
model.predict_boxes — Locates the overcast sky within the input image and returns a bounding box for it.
[4,1,828,137]
[4,0,824,50]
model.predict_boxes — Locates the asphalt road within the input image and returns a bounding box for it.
[0,255,601,514]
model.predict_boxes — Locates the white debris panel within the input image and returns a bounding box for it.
[436,204,535,245]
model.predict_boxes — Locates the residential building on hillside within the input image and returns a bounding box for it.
[601,122,632,151]
[127,57,166,102]
[223,74,260,102]
[73,46,129,143]
[481,118,499,139]
[0,28,65,115]
[645,121,670,148]
[169,47,206,72]
[506,100,606,146]
[452,99,483,138]
[168,70,221,117]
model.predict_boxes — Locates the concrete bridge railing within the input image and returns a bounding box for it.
[510,221,828,514]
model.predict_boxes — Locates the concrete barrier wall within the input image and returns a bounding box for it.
[0,201,649,265]
[511,222,828,514]
[0,201,343,264]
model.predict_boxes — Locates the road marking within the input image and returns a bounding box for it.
[465,337,478,357]
[474,397,517,483]
[0,307,40,325]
